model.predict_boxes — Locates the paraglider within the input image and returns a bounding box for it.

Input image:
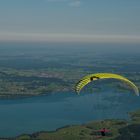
[75,73,139,138]
[75,73,139,96]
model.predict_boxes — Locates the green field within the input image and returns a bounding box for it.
[0,44,140,97]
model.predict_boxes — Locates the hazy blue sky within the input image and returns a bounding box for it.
[0,0,140,42]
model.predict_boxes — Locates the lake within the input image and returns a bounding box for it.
[0,90,140,137]
[0,42,140,137]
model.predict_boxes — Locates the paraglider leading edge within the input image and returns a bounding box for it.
[75,73,139,96]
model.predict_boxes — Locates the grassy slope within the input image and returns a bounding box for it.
[13,109,140,140]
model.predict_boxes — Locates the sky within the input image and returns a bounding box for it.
[0,0,140,43]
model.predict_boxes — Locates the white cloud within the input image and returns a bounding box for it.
[47,0,67,2]
[69,1,81,7]
[47,0,81,7]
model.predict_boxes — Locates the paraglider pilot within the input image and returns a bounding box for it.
[99,128,109,136]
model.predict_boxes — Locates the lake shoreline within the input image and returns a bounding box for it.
[1,109,140,140]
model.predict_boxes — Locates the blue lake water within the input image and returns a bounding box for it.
[0,91,140,137]
[0,43,140,137]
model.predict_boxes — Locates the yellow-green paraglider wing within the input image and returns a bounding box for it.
[75,73,139,96]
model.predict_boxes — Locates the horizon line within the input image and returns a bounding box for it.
[0,32,140,43]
